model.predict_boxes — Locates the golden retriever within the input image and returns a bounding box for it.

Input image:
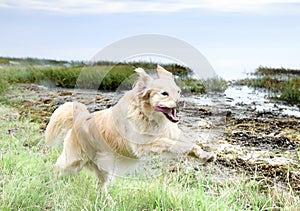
[45,65,216,194]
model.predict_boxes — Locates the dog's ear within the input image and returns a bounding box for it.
[157,65,173,79]
[135,67,153,84]
[134,68,153,97]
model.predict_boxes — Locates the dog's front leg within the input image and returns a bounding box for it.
[137,138,191,155]
[141,138,216,163]
[189,144,216,163]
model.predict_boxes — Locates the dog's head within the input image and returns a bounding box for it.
[134,65,183,123]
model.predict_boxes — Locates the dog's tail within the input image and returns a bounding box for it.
[45,102,88,147]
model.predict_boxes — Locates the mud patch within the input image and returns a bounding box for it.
[217,155,300,193]
[221,116,300,193]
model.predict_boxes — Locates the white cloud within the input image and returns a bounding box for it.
[201,0,300,12]
[1,0,300,14]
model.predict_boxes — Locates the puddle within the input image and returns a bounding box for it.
[188,85,300,119]
[224,86,300,118]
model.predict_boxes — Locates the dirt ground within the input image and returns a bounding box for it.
[3,84,300,193]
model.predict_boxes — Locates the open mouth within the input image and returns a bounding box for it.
[154,106,179,123]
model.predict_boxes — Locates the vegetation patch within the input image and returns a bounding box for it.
[0,57,212,93]
[237,66,300,106]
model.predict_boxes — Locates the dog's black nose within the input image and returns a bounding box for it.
[176,99,185,107]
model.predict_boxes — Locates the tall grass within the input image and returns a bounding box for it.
[0,56,72,66]
[0,77,8,94]
[255,66,300,76]
[203,77,228,92]
[280,78,300,105]
[0,58,211,93]
[237,67,300,106]
[179,78,206,93]
[76,64,136,90]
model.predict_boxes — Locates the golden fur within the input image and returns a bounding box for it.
[45,65,215,193]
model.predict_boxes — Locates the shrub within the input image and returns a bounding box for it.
[203,77,228,92]
[180,79,206,94]
[280,78,300,105]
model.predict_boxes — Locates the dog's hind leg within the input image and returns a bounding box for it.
[54,130,86,177]
[95,170,111,195]
[87,162,112,195]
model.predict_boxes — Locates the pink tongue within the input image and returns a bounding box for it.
[155,106,179,120]
[155,106,171,113]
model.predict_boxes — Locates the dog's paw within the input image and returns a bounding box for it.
[198,151,216,163]
[190,145,217,163]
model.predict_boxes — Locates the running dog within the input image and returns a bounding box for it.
[45,65,216,194]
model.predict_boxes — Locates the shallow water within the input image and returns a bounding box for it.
[190,85,300,118]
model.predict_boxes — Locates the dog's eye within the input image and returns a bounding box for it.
[161,91,169,96]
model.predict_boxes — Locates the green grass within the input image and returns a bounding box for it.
[280,78,300,105]
[0,77,9,94]
[203,77,228,92]
[0,57,217,93]
[254,66,300,76]
[237,67,300,106]
[1,104,299,210]
[179,78,206,93]
[0,56,72,66]
[0,64,138,91]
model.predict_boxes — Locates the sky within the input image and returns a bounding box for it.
[1,0,300,79]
